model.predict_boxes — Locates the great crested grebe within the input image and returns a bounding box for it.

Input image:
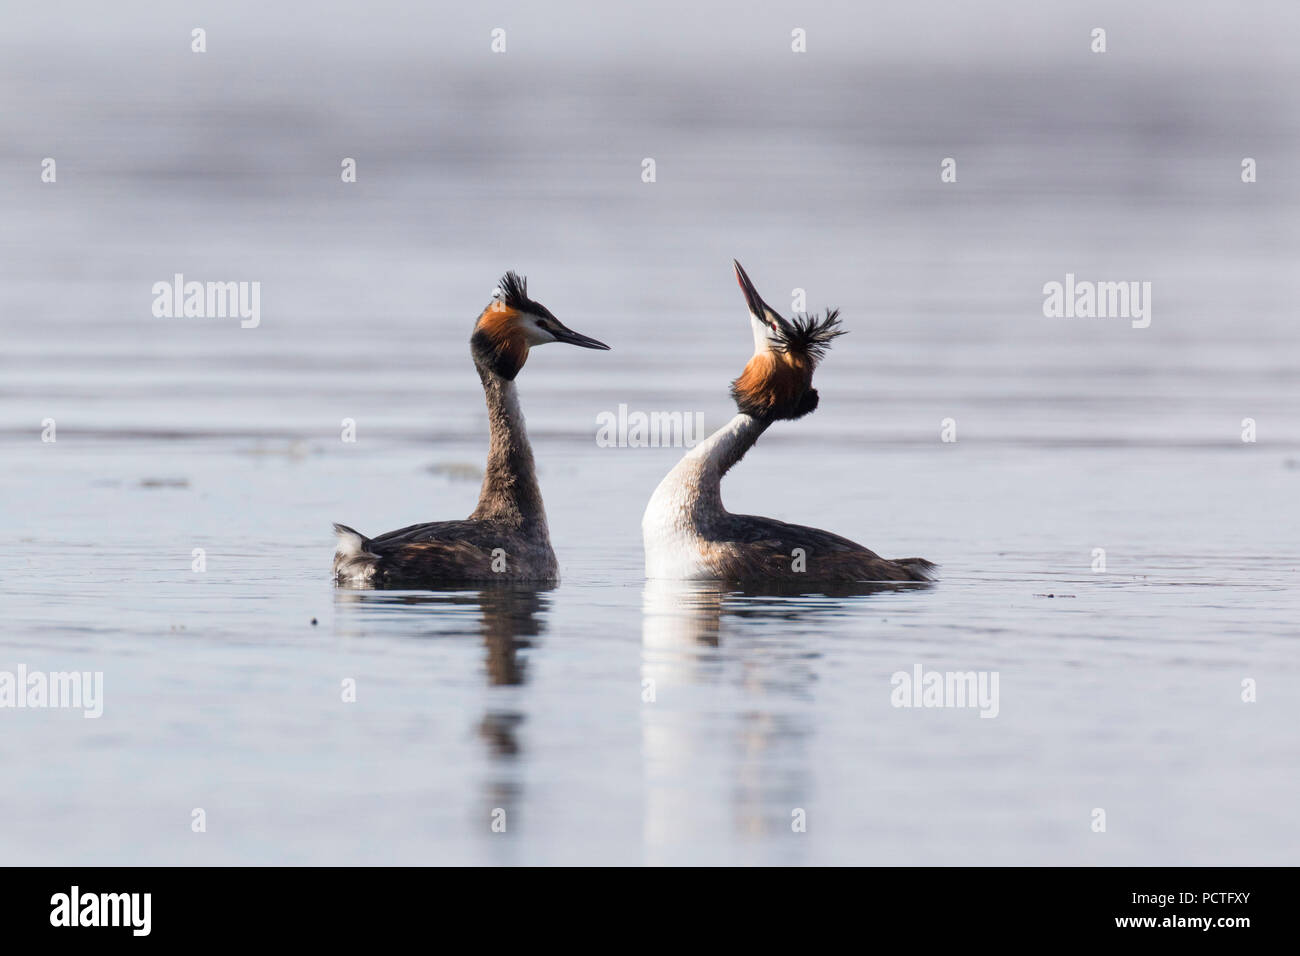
[641,261,935,584]
[333,271,610,588]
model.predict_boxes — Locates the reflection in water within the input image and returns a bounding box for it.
[478,711,526,758]
[334,585,551,686]
[335,585,551,842]
[641,579,923,864]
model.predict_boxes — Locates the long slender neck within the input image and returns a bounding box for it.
[669,412,771,513]
[470,364,547,530]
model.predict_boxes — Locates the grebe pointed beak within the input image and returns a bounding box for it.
[738,257,795,340]
[550,321,611,350]
[733,259,780,331]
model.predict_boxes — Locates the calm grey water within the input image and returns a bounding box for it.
[1,3,1298,865]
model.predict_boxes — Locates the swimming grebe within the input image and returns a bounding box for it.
[641,261,934,584]
[333,271,610,588]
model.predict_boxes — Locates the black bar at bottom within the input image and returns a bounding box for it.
[0,866,1280,941]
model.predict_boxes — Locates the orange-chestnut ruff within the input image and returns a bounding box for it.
[473,303,531,380]
[730,349,817,420]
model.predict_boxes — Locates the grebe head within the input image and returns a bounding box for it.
[471,271,610,380]
[729,260,845,421]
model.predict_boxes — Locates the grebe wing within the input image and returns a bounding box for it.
[368,520,483,547]
[710,514,935,583]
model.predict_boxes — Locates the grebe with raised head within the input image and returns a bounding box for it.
[641,261,934,584]
[333,271,610,588]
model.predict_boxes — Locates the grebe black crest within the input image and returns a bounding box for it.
[641,260,935,584]
[333,271,610,588]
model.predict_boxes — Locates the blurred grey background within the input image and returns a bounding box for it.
[2,0,1297,445]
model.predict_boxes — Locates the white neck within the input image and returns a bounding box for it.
[678,413,766,507]
[642,413,770,578]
